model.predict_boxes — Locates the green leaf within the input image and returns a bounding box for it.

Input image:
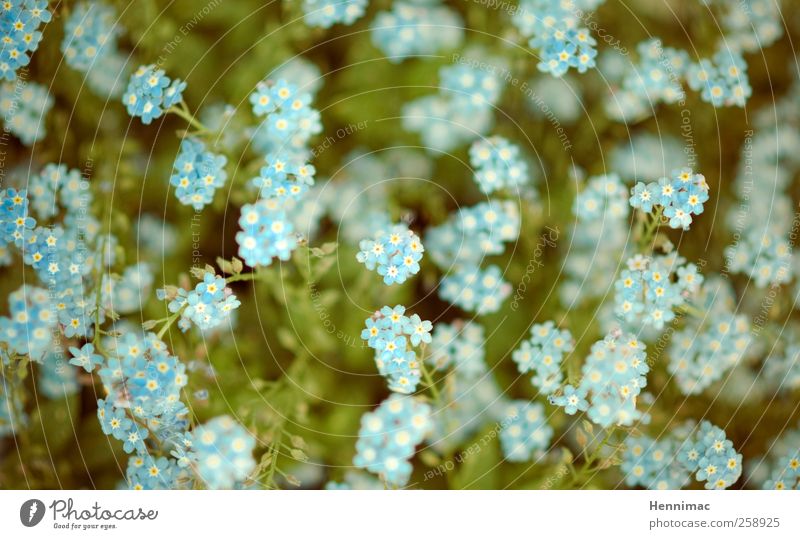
[141,319,158,330]
[216,257,235,275]
[290,449,308,462]
[290,435,306,449]
[189,266,207,280]
[320,242,338,255]
[276,327,299,352]
[309,242,337,258]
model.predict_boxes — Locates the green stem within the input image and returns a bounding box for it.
[92,237,111,355]
[675,302,705,319]
[568,426,616,488]
[168,102,210,134]
[640,206,664,249]
[129,412,165,453]
[419,354,442,405]
[225,271,262,284]
[3,356,32,450]
[156,305,187,340]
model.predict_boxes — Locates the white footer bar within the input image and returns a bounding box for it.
[1,490,799,537]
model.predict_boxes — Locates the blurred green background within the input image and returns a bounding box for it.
[1,0,799,489]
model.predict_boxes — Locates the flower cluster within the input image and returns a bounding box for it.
[235,76,322,271]
[669,277,751,395]
[725,137,800,288]
[0,0,51,81]
[125,455,179,490]
[725,219,792,288]
[714,0,782,53]
[69,343,104,373]
[423,320,507,453]
[513,0,602,77]
[170,137,228,210]
[311,149,395,243]
[370,2,463,63]
[99,332,188,430]
[764,458,800,490]
[605,40,752,122]
[61,2,128,97]
[426,192,518,316]
[629,168,709,230]
[28,164,86,220]
[0,163,102,343]
[622,432,690,490]
[0,80,53,144]
[614,253,702,330]
[356,224,424,285]
[251,154,315,201]
[353,394,432,487]
[98,333,189,442]
[574,173,629,221]
[561,173,629,306]
[764,453,800,490]
[469,136,530,194]
[122,64,186,124]
[23,223,66,281]
[402,58,503,152]
[512,321,574,395]
[0,285,55,360]
[180,416,257,489]
[550,331,648,428]
[402,93,493,153]
[38,353,80,398]
[248,78,321,156]
[270,57,322,97]
[361,305,432,393]
[622,39,688,107]
[753,424,800,490]
[499,401,553,462]
[425,200,520,270]
[526,73,583,124]
[303,0,367,29]
[19,224,58,272]
[0,188,36,248]
[439,265,511,315]
[60,2,120,71]
[97,331,256,489]
[686,49,751,108]
[433,381,505,455]
[325,471,385,490]
[233,75,323,274]
[764,337,800,395]
[236,198,298,267]
[440,63,503,112]
[678,422,743,490]
[427,320,486,378]
[724,98,799,289]
[611,133,685,182]
[101,263,154,317]
[163,273,240,332]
